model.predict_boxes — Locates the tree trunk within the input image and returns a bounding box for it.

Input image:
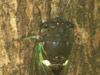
[0,0,100,75]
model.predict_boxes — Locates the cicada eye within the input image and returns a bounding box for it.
[42,23,48,28]
[44,23,48,26]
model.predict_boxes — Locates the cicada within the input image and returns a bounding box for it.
[24,17,75,75]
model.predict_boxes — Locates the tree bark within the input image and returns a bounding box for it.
[0,0,100,75]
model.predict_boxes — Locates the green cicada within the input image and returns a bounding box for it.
[24,17,75,75]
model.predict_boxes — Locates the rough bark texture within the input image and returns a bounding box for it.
[0,0,100,75]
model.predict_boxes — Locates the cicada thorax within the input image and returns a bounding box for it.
[40,17,75,64]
